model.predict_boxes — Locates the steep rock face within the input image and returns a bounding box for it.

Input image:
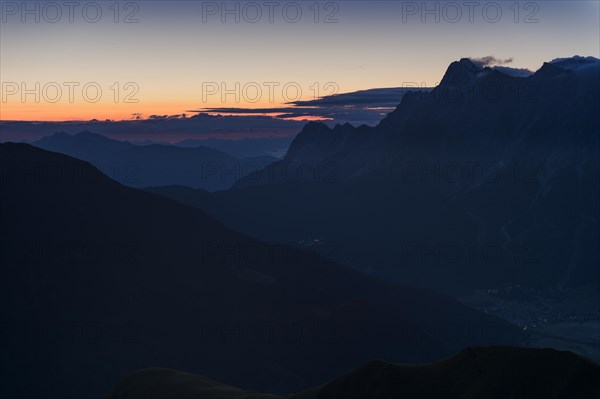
[236,56,598,191]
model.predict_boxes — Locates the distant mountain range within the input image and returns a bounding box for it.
[32,131,278,191]
[175,136,294,158]
[0,143,520,398]
[149,56,600,293]
[107,346,599,399]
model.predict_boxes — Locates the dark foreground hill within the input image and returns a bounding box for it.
[0,144,520,399]
[107,346,600,399]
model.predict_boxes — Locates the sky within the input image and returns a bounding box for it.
[1,0,599,122]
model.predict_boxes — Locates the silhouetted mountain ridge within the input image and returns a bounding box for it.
[106,346,600,399]
[236,56,599,188]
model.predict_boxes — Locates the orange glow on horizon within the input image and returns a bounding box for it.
[0,101,311,122]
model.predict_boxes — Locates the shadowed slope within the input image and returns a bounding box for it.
[0,143,520,399]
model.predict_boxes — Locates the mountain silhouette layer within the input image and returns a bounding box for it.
[106,346,600,399]
[150,56,600,293]
[33,131,277,191]
[0,143,520,398]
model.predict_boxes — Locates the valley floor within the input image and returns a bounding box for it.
[461,285,600,362]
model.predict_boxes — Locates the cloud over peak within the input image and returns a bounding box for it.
[470,56,514,68]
